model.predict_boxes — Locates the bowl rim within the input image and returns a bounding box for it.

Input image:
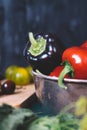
[32,70,87,83]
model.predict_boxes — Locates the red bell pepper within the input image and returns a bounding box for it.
[49,66,63,77]
[80,40,87,48]
[58,41,87,89]
[49,66,68,78]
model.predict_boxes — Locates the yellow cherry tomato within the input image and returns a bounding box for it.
[11,67,30,85]
[5,65,18,80]
[25,65,34,82]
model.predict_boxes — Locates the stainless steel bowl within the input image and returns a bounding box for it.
[33,71,87,115]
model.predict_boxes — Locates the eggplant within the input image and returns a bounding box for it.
[23,32,65,75]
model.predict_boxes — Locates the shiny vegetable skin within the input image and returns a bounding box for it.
[1,80,16,94]
[62,46,87,79]
[58,41,87,89]
[80,40,87,48]
[49,66,68,78]
[23,32,65,75]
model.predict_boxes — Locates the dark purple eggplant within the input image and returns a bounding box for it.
[23,32,65,75]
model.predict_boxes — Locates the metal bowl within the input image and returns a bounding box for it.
[33,71,87,115]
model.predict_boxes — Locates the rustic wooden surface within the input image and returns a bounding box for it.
[0,83,35,107]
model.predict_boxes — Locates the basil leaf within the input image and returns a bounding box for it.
[0,104,37,130]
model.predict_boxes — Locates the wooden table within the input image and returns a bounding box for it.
[0,83,35,107]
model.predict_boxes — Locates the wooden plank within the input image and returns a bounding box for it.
[0,83,35,107]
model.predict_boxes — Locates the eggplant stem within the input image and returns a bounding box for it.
[28,32,46,56]
[58,61,74,89]
[29,32,38,46]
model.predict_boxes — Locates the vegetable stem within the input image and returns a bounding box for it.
[28,32,46,56]
[29,32,38,46]
[58,60,74,89]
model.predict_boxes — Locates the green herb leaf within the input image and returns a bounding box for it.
[0,104,37,130]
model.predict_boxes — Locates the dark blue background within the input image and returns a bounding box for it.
[0,0,87,73]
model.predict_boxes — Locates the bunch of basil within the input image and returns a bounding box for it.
[0,104,78,130]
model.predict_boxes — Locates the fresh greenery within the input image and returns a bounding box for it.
[0,104,78,130]
[0,96,87,130]
[0,104,37,130]
[28,113,78,130]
